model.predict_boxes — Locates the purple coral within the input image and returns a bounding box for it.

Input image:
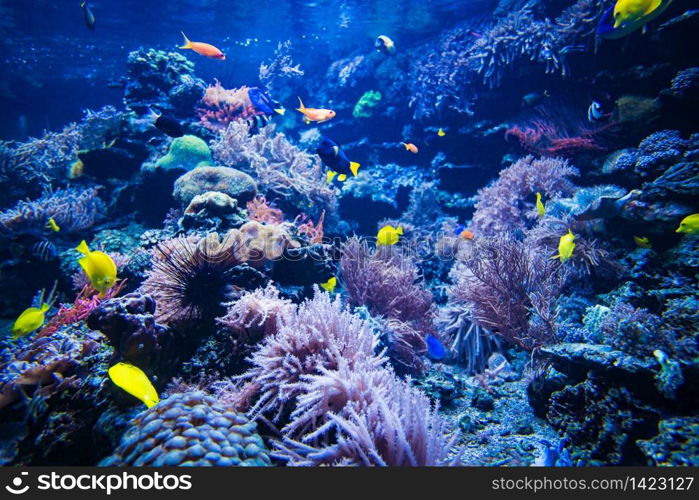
[275,362,457,466]
[240,290,386,421]
[448,235,565,351]
[470,155,578,236]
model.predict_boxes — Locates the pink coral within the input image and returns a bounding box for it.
[216,283,295,349]
[275,361,457,466]
[246,195,284,224]
[240,290,386,421]
[197,82,258,131]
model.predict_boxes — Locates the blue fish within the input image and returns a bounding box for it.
[317,137,360,183]
[248,87,285,117]
[425,334,447,360]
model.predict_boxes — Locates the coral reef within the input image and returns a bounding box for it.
[173,166,257,207]
[100,392,271,466]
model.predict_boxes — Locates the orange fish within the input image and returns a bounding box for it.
[402,142,418,154]
[179,32,225,60]
[459,229,475,241]
[296,97,336,124]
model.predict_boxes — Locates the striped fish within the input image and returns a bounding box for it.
[31,240,58,262]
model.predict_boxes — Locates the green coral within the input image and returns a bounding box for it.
[352,90,382,119]
[155,135,213,172]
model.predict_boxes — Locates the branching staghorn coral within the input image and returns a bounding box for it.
[448,235,565,352]
[470,155,578,236]
[211,122,335,219]
[0,187,105,236]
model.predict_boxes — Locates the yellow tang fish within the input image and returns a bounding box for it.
[45,217,60,232]
[76,240,117,296]
[613,0,667,28]
[552,229,576,263]
[108,362,159,408]
[675,213,699,235]
[377,225,403,246]
[633,235,652,248]
[12,303,50,339]
[535,192,545,218]
[320,276,337,293]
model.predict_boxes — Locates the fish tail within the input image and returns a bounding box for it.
[350,162,360,177]
[396,226,403,235]
[296,96,305,112]
[76,240,90,255]
[179,31,192,49]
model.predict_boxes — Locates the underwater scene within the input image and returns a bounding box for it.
[0,0,697,468]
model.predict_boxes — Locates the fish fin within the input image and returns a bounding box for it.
[274,107,286,115]
[333,145,339,156]
[303,117,311,124]
[179,31,192,49]
[350,162,360,176]
[642,24,648,34]
[396,226,403,235]
[645,0,662,15]
[78,256,94,277]
[81,1,86,7]
[296,97,305,111]
[76,240,90,255]
[326,171,337,183]
[147,107,161,121]
[338,174,347,182]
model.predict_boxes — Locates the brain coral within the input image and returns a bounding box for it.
[100,391,271,466]
[173,166,257,207]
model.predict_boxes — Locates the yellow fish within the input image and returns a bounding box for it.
[45,217,60,232]
[437,128,446,137]
[552,229,576,262]
[320,276,337,293]
[76,240,117,296]
[108,362,159,408]
[535,192,545,218]
[634,235,652,248]
[377,225,403,246]
[675,213,699,235]
[12,303,50,339]
[613,0,666,28]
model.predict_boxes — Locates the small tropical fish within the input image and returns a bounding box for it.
[675,213,699,234]
[179,32,225,60]
[81,2,95,31]
[76,240,117,296]
[536,192,546,218]
[401,142,418,154]
[377,225,403,246]
[437,128,446,137]
[522,90,550,106]
[459,229,475,241]
[317,137,360,183]
[375,35,395,55]
[320,276,337,293]
[425,334,447,361]
[587,101,605,122]
[296,97,336,124]
[108,362,159,408]
[598,0,674,38]
[32,239,58,262]
[45,217,60,232]
[552,230,576,263]
[12,303,50,339]
[147,108,184,138]
[69,158,84,179]
[613,0,666,28]
[634,235,652,248]
[247,87,285,116]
